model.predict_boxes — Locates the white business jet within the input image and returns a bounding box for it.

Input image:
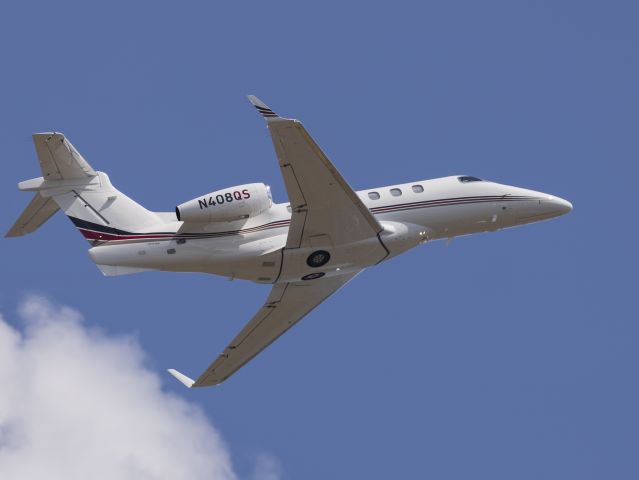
[7,96,572,387]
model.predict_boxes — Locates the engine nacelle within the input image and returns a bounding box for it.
[176,183,272,223]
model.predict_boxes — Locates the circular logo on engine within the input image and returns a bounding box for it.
[302,272,325,281]
[306,250,331,268]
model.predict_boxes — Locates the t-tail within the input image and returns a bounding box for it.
[6,133,170,270]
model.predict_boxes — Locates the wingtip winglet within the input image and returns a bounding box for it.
[247,94,267,108]
[167,368,195,388]
[247,95,281,121]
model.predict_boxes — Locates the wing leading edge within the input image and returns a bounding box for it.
[169,271,360,387]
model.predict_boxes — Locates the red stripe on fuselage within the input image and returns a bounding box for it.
[79,196,537,243]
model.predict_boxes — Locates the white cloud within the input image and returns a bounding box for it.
[0,296,242,480]
[250,453,282,480]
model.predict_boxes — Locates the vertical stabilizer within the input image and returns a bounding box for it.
[6,132,168,241]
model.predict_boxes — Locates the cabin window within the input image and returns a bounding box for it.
[368,192,380,200]
[458,176,482,183]
[390,188,402,197]
[412,184,424,193]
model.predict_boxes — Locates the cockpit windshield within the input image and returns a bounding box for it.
[457,176,483,183]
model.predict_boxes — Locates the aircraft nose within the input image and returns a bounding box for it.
[549,196,573,216]
[506,186,573,224]
[540,195,573,218]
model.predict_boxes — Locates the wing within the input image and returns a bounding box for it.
[247,96,384,249]
[169,271,360,387]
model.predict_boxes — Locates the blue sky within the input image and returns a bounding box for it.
[1,1,637,478]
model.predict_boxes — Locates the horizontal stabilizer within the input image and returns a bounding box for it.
[167,369,195,388]
[5,192,60,237]
[33,132,96,180]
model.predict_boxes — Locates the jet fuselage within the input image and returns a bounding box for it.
[87,175,572,283]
